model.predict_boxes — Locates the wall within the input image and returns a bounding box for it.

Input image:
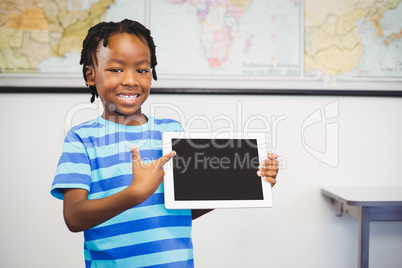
[0,92,401,268]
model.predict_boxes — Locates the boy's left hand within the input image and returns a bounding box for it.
[257,153,279,187]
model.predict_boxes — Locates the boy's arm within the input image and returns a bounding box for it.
[63,146,176,232]
[63,187,144,232]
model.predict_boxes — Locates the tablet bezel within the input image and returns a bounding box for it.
[162,132,273,209]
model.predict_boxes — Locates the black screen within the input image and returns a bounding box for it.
[171,138,263,201]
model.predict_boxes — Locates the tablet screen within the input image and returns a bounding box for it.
[171,138,263,201]
[162,132,273,209]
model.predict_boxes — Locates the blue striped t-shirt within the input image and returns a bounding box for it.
[51,116,193,268]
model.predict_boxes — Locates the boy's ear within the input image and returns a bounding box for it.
[85,66,95,86]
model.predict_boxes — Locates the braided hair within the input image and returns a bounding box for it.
[80,19,158,103]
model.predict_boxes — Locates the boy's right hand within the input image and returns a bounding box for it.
[130,145,176,199]
[62,146,176,233]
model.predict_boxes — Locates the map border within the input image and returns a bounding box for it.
[1,73,401,96]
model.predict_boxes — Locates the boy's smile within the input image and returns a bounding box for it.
[117,93,139,100]
[85,33,152,126]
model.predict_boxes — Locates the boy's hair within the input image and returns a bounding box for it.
[80,19,158,103]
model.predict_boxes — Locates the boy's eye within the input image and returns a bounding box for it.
[137,69,149,74]
[108,68,122,73]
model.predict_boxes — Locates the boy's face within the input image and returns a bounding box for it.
[85,33,152,125]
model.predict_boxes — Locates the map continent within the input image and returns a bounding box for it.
[305,0,402,78]
[0,0,115,73]
[151,0,300,76]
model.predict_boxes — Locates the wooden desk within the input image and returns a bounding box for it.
[321,186,402,268]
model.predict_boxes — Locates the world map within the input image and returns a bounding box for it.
[305,0,402,78]
[0,0,401,85]
[151,0,299,77]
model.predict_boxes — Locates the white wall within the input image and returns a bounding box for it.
[1,92,401,268]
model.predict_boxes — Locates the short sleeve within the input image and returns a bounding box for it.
[51,130,92,200]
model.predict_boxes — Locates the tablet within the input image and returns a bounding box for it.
[162,132,273,209]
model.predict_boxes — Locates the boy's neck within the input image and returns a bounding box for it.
[102,113,148,126]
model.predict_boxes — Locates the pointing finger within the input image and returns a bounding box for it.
[158,150,177,167]
[130,145,141,161]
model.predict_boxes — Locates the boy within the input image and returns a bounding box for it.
[51,19,279,267]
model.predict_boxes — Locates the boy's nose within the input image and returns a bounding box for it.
[121,71,138,86]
